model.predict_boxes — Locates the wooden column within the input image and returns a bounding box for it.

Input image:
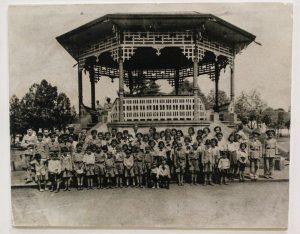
[175,69,180,95]
[78,68,83,117]
[230,58,235,102]
[119,48,124,122]
[89,66,97,123]
[193,45,200,120]
[214,61,220,112]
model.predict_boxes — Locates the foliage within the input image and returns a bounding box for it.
[234,90,267,127]
[127,79,161,96]
[206,89,230,110]
[10,79,76,134]
[170,80,209,108]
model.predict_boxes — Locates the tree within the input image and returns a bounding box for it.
[206,89,230,110]
[234,90,267,128]
[126,79,161,96]
[10,95,24,141]
[10,79,76,134]
[170,80,209,108]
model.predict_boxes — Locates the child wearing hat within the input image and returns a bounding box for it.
[105,151,116,189]
[48,151,62,193]
[263,129,277,179]
[248,130,262,181]
[124,149,135,187]
[73,144,85,190]
[60,147,73,191]
[83,146,95,189]
[174,142,186,186]
[157,159,171,189]
[217,150,230,185]
[30,153,48,192]
[202,139,214,186]
[237,142,248,182]
[114,145,125,188]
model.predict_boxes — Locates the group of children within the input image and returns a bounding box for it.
[20,125,278,192]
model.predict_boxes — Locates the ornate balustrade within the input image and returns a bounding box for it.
[110,95,206,122]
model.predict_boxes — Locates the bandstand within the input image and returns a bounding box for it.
[56,12,255,130]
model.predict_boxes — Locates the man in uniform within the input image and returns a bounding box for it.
[248,129,262,181]
[264,129,278,179]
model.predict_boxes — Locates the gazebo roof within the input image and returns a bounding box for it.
[56,12,256,54]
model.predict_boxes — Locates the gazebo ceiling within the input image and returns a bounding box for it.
[57,12,256,51]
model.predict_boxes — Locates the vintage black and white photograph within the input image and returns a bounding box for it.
[9,2,292,229]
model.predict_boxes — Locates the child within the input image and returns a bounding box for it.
[149,162,159,188]
[227,133,238,180]
[157,159,171,189]
[143,146,153,187]
[218,151,230,185]
[174,142,186,186]
[237,143,248,182]
[133,147,144,188]
[83,146,95,189]
[60,147,73,191]
[211,138,220,184]
[94,146,106,189]
[188,142,200,185]
[249,130,262,181]
[202,139,214,186]
[73,143,84,190]
[264,129,277,179]
[155,141,166,165]
[114,145,125,188]
[105,151,115,189]
[30,153,47,192]
[124,149,135,187]
[48,151,62,193]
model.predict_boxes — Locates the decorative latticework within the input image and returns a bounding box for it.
[197,37,234,66]
[181,45,195,61]
[123,31,193,45]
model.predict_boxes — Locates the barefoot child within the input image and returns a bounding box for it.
[218,151,230,185]
[114,145,125,188]
[30,153,47,192]
[83,146,95,189]
[124,149,135,187]
[133,146,144,188]
[94,146,106,189]
[202,139,214,186]
[73,144,84,190]
[188,142,200,185]
[105,151,115,188]
[237,143,248,182]
[60,147,73,191]
[48,151,62,193]
[174,142,186,186]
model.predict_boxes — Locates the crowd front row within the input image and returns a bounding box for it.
[19,126,278,192]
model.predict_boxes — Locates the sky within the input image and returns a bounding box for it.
[8,3,293,111]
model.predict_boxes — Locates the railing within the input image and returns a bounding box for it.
[110,96,207,122]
